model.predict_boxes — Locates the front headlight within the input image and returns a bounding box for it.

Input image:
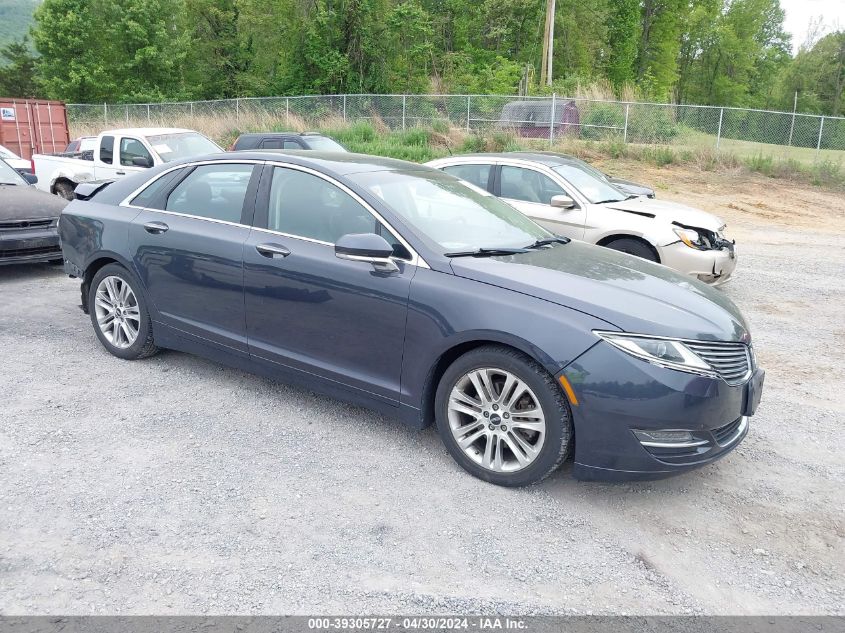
[673,227,708,250]
[595,331,716,376]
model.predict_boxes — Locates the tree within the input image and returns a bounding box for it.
[0,37,40,97]
[604,0,640,87]
[32,0,184,102]
[636,0,686,99]
[778,31,845,116]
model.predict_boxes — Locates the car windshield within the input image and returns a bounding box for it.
[305,136,347,152]
[0,159,25,185]
[349,169,552,253]
[552,163,627,204]
[146,132,222,163]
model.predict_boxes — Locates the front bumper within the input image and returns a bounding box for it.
[0,228,61,266]
[561,340,760,481]
[658,241,737,286]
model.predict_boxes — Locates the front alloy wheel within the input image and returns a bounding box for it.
[448,368,546,472]
[435,345,573,487]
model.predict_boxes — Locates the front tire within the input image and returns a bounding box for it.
[88,263,159,360]
[434,345,573,487]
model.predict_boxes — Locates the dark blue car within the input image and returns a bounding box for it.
[58,152,764,486]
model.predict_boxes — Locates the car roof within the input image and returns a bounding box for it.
[104,128,196,136]
[178,150,435,176]
[237,132,327,138]
[438,151,584,167]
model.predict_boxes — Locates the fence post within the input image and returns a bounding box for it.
[286,98,290,126]
[466,95,471,133]
[549,93,557,148]
[402,95,407,131]
[125,105,129,124]
[623,103,630,143]
[816,116,825,158]
[146,104,151,124]
[190,102,194,118]
[343,94,347,122]
[235,98,240,122]
[103,102,107,126]
[715,107,724,150]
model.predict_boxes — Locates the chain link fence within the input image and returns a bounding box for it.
[67,94,845,162]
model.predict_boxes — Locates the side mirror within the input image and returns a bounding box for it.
[335,233,398,273]
[550,194,576,209]
[132,156,153,168]
[22,172,38,185]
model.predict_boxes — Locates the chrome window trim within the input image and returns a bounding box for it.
[119,159,265,208]
[136,208,251,230]
[263,160,429,269]
[118,158,429,269]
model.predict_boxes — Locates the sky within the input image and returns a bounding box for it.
[780,0,845,52]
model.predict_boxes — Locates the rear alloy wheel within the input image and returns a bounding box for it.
[88,263,159,360]
[435,346,573,486]
[603,237,658,262]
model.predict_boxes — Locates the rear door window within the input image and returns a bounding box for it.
[130,168,187,208]
[165,164,255,223]
[282,140,303,149]
[99,136,114,164]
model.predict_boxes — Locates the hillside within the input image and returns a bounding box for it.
[0,0,38,49]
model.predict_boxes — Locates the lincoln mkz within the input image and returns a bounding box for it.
[59,152,764,486]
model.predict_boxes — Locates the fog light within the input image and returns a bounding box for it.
[633,429,707,447]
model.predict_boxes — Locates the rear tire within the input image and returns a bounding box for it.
[88,263,159,360]
[435,345,573,487]
[54,181,75,201]
[603,237,659,262]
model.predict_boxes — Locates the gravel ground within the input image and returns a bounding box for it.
[0,172,843,615]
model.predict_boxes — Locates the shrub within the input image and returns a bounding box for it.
[580,104,625,140]
[627,107,679,143]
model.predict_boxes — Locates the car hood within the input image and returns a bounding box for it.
[449,240,749,342]
[606,176,654,197]
[0,185,68,220]
[599,197,723,231]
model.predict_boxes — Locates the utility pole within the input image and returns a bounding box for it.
[539,0,555,87]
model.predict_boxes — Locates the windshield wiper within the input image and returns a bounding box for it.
[594,198,626,204]
[524,236,571,249]
[445,247,531,257]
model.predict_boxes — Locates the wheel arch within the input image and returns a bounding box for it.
[596,233,661,263]
[419,333,559,428]
[80,252,137,313]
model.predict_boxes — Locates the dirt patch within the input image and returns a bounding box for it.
[600,160,845,236]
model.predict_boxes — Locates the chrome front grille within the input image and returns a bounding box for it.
[685,341,752,385]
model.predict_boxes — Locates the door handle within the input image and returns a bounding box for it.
[256,243,291,258]
[143,221,169,234]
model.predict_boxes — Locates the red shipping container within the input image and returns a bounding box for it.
[0,98,70,160]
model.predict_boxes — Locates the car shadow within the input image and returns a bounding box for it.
[0,262,65,283]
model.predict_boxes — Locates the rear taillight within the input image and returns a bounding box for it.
[30,158,35,174]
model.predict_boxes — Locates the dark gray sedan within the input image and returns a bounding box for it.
[58,152,763,486]
[0,159,67,266]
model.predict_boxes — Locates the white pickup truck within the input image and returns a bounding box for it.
[33,127,223,200]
